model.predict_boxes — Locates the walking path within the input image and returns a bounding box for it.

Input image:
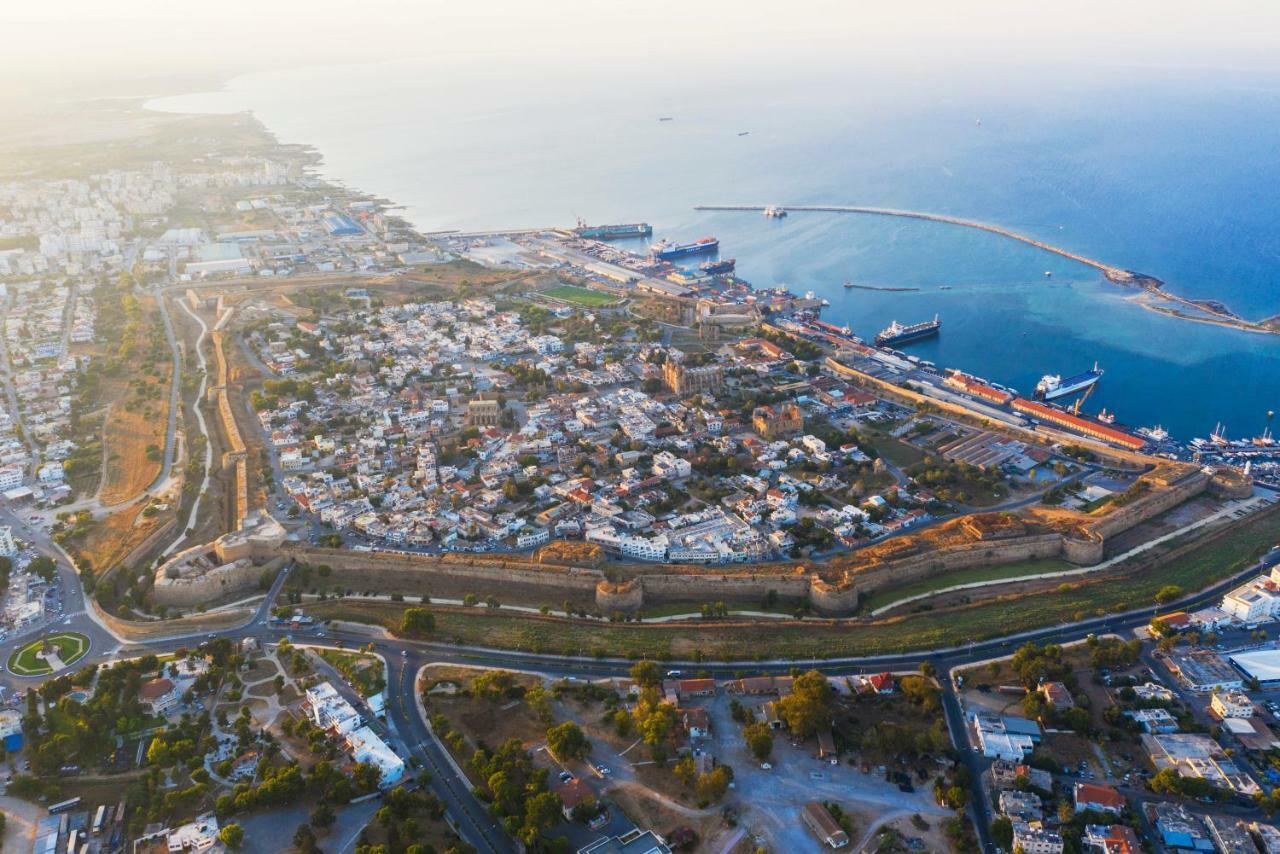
[163,300,223,558]
[871,490,1275,616]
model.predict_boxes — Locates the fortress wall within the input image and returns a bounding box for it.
[1090,469,1212,539]
[836,533,1067,599]
[636,572,811,606]
[595,581,644,611]
[151,558,270,607]
[285,546,603,596]
[1062,533,1106,564]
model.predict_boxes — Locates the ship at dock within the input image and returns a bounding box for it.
[874,315,940,347]
[699,258,735,275]
[1035,362,1103,401]
[573,221,652,240]
[651,237,719,260]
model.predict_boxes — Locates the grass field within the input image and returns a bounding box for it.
[94,293,172,506]
[7,632,91,676]
[99,403,165,505]
[303,503,1280,661]
[862,559,1074,614]
[543,284,620,307]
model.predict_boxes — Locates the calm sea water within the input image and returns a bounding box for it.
[150,60,1280,441]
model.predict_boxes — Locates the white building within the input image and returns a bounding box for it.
[1221,570,1280,623]
[166,814,220,853]
[652,450,692,480]
[305,681,403,785]
[1012,823,1064,854]
[345,725,405,784]
[0,466,22,490]
[36,462,64,485]
[0,525,15,557]
[1211,691,1256,720]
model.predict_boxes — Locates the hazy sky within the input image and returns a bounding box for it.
[6,0,1280,106]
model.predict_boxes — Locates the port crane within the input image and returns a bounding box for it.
[1070,382,1096,417]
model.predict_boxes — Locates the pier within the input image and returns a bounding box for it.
[695,204,1145,283]
[695,204,1278,336]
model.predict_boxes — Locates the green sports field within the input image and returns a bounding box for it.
[7,632,90,677]
[543,285,619,307]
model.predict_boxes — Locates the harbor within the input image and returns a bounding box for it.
[464,218,1280,480]
[694,203,1280,337]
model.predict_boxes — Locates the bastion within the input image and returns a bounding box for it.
[151,515,288,608]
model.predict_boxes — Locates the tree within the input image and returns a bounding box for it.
[991,816,1013,850]
[743,722,774,761]
[525,684,553,724]
[520,790,562,845]
[673,755,698,787]
[293,823,318,853]
[28,556,56,582]
[919,660,937,678]
[219,824,245,849]
[630,660,661,688]
[1155,585,1183,605]
[695,765,733,806]
[399,608,435,637]
[310,802,336,829]
[547,721,591,760]
[777,670,833,738]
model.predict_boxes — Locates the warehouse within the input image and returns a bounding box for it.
[1230,649,1280,688]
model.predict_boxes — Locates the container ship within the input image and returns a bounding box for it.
[651,237,719,260]
[699,258,735,275]
[1034,362,1103,401]
[573,222,653,240]
[874,315,940,347]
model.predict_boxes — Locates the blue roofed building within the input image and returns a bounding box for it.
[324,213,363,236]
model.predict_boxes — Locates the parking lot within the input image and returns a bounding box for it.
[699,692,951,852]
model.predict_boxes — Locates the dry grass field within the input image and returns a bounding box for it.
[98,401,165,505]
[79,503,170,575]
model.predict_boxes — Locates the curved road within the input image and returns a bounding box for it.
[2,535,1277,852]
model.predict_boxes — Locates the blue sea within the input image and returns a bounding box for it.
[150,60,1280,441]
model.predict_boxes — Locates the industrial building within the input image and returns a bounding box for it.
[1230,649,1280,688]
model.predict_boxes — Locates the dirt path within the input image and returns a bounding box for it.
[604,780,720,818]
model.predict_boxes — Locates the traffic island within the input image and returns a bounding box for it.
[6,631,91,677]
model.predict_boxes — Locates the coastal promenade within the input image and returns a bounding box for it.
[696,203,1276,334]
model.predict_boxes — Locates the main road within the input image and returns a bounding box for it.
[2,540,1277,852]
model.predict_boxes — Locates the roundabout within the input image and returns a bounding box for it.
[6,631,91,677]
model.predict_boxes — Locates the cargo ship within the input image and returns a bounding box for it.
[573,221,653,240]
[1034,362,1103,401]
[651,237,719,260]
[699,258,736,275]
[874,315,940,347]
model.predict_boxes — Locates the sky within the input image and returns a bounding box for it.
[6,0,1280,106]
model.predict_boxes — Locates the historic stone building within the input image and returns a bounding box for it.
[752,402,803,440]
[662,361,723,397]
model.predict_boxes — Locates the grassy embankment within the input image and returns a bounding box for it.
[860,558,1075,614]
[299,504,1280,661]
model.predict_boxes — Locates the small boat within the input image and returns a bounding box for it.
[1044,271,1053,278]
[843,281,854,289]
[658,116,674,122]
[738,131,751,137]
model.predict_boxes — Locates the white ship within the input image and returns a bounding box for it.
[1035,362,1103,401]
[1138,425,1169,442]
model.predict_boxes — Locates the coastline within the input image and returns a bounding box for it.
[697,204,1280,340]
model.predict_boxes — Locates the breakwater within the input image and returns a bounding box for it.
[696,204,1275,335]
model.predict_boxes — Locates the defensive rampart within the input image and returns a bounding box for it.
[240,458,1237,617]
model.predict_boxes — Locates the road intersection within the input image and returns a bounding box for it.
[1,538,1275,852]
